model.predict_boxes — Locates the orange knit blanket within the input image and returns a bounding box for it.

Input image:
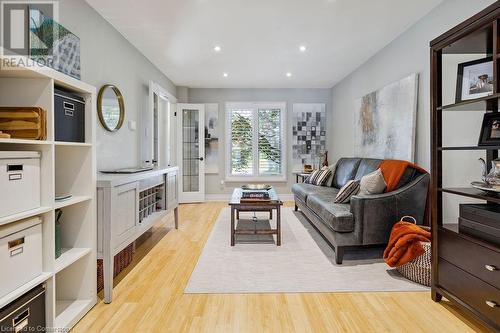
[379,160,428,192]
[383,221,431,267]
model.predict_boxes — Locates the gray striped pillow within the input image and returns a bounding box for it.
[304,167,331,186]
[334,180,360,203]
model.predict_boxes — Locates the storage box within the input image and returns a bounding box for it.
[0,152,41,218]
[0,284,45,332]
[54,88,85,142]
[459,204,500,245]
[0,217,42,298]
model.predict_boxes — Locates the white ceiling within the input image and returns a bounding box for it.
[86,0,443,89]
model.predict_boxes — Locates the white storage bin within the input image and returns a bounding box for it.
[0,151,41,218]
[0,217,42,298]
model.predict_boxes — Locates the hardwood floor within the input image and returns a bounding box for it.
[74,202,489,333]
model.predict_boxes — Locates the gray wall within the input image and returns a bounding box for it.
[188,88,333,196]
[328,0,496,222]
[59,0,177,170]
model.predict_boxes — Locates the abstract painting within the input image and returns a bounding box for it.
[204,103,219,174]
[292,103,327,172]
[354,73,418,161]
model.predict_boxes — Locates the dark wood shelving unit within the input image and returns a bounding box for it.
[431,3,500,332]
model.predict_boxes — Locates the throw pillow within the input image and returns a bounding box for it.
[334,179,360,203]
[359,169,387,195]
[304,166,331,186]
[324,163,337,187]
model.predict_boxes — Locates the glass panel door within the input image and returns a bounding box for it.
[178,104,205,202]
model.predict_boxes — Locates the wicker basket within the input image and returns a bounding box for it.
[97,244,134,292]
[395,216,431,287]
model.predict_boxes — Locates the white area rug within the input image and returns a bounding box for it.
[185,207,427,293]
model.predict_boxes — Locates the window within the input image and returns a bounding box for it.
[226,102,286,180]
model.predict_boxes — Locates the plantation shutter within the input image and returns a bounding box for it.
[258,108,282,175]
[230,108,254,175]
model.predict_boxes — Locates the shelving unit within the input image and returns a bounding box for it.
[0,56,96,330]
[430,3,500,332]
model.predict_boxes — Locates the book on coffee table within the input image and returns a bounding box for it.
[240,190,271,202]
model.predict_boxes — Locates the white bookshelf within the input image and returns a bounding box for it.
[0,57,96,330]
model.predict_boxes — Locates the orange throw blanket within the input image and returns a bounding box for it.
[379,160,428,192]
[383,221,431,267]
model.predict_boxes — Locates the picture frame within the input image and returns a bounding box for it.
[455,57,493,103]
[478,112,500,146]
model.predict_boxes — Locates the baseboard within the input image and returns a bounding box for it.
[205,193,294,202]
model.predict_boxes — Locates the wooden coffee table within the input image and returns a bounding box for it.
[228,187,283,246]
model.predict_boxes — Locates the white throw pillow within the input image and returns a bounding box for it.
[359,169,386,195]
[324,163,337,187]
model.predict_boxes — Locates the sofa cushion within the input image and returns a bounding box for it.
[395,167,418,189]
[291,183,338,202]
[334,180,360,203]
[304,167,331,186]
[354,158,383,180]
[332,158,362,189]
[306,193,354,232]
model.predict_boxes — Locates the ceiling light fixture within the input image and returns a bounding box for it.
[214,45,221,52]
[223,72,228,77]
[299,45,307,52]
[286,72,292,77]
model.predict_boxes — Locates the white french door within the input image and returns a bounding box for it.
[177,104,205,203]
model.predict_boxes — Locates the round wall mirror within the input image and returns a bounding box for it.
[97,85,125,132]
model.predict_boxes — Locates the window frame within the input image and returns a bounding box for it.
[225,102,287,182]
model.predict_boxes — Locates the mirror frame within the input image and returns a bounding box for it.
[97,84,125,132]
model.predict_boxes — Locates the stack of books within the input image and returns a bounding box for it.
[240,190,271,202]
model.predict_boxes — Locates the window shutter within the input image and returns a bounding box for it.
[230,108,254,175]
[258,108,282,175]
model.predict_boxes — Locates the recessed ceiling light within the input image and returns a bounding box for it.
[214,45,221,52]
[299,45,307,52]
[286,72,292,77]
[223,72,228,77]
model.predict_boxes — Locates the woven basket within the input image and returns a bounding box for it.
[395,216,431,287]
[97,244,134,292]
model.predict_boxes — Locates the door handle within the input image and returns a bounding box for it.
[198,157,204,161]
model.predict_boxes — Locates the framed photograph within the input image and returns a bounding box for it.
[478,112,500,146]
[456,57,493,103]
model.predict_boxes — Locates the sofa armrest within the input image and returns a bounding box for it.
[350,173,430,245]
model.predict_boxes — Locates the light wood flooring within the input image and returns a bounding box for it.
[74,202,489,333]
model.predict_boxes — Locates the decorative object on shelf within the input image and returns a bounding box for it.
[54,88,85,142]
[55,194,72,202]
[241,184,272,191]
[292,103,327,172]
[0,107,47,140]
[455,57,493,102]
[478,112,500,146]
[322,151,329,167]
[55,209,62,259]
[0,131,10,139]
[97,244,133,293]
[204,103,219,174]
[29,6,81,80]
[470,181,500,193]
[478,157,500,185]
[354,73,418,162]
[0,151,41,218]
[97,85,125,132]
[303,164,313,173]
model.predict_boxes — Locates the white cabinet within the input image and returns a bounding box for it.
[97,167,178,303]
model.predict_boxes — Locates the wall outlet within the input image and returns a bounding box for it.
[220,180,224,185]
[128,120,136,131]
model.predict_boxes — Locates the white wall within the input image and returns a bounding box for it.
[187,88,333,197]
[328,0,496,222]
[58,0,177,170]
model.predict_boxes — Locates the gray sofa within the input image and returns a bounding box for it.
[292,157,429,264]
